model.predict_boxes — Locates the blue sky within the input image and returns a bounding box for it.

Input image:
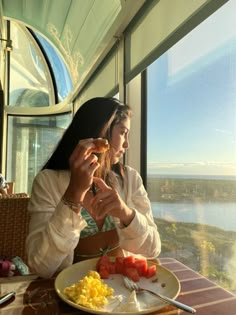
[147,0,236,176]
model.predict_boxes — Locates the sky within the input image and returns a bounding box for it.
[147,0,236,177]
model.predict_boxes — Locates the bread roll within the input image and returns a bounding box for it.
[93,138,110,153]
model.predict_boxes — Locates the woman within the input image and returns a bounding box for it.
[26,97,161,278]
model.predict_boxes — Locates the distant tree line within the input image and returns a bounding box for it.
[147,177,236,202]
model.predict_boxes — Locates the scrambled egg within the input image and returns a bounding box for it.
[63,270,114,310]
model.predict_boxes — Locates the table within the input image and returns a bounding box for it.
[1,258,236,314]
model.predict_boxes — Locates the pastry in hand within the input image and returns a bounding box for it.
[92,138,110,153]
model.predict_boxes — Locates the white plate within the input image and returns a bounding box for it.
[55,257,180,315]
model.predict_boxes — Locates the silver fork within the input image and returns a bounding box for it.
[123,276,196,314]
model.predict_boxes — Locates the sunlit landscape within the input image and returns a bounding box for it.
[147,1,236,295]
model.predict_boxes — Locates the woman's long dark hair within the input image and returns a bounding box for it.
[43,97,131,182]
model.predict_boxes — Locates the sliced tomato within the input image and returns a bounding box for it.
[123,256,135,268]
[109,262,116,274]
[134,259,148,276]
[96,254,110,272]
[115,257,124,274]
[124,267,140,282]
[97,254,110,265]
[146,265,157,278]
[99,265,110,279]
[97,255,157,280]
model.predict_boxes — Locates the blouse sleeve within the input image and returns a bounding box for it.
[26,170,87,278]
[117,166,161,259]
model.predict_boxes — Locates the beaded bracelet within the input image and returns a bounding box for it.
[61,196,84,211]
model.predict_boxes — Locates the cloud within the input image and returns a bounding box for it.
[215,128,232,135]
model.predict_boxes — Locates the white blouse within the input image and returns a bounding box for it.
[26,166,161,278]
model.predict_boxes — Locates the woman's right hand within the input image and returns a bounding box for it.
[63,138,101,203]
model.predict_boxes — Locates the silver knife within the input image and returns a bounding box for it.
[0,291,16,305]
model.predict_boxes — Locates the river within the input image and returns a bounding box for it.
[151,201,236,232]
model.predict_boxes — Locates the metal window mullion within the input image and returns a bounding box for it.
[140,69,147,189]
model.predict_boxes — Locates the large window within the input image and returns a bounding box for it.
[3,20,73,193]
[147,1,236,293]
[7,114,71,194]
[9,21,72,106]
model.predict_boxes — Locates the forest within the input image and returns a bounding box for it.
[147,177,236,202]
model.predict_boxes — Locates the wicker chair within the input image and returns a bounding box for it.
[0,195,30,263]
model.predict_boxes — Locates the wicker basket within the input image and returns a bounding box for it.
[0,196,30,263]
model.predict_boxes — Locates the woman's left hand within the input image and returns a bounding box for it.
[90,177,135,226]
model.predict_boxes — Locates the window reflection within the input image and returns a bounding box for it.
[7,114,71,194]
[10,89,49,107]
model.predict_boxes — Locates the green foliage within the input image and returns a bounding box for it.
[148,177,236,202]
[155,218,236,293]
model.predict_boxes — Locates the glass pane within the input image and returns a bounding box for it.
[147,0,236,294]
[6,114,72,194]
[9,21,53,106]
[34,32,73,102]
